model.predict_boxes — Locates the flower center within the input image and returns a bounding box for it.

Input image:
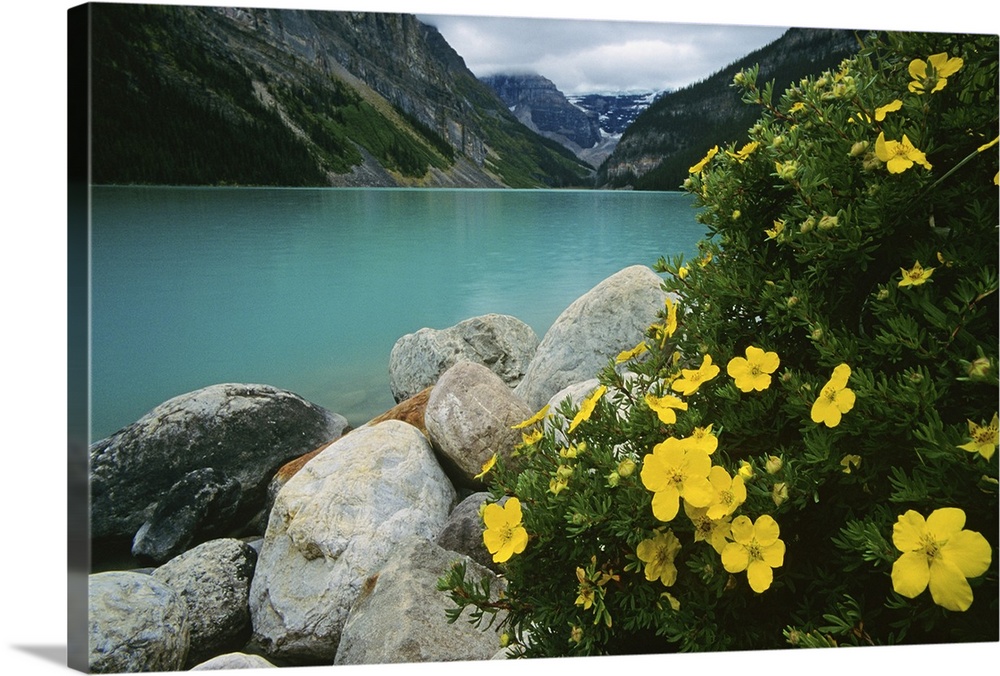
[920,533,942,563]
[746,540,764,562]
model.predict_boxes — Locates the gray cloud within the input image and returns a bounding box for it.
[419,14,788,94]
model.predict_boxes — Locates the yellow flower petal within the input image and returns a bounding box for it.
[928,558,974,611]
[892,550,931,598]
[721,541,750,573]
[941,530,993,579]
[746,560,775,593]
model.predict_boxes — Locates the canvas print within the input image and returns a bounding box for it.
[67,1,999,672]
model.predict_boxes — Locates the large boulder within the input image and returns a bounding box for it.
[434,492,495,571]
[190,652,277,670]
[88,571,190,673]
[248,420,456,665]
[513,265,668,410]
[389,314,539,402]
[335,537,506,665]
[424,361,534,488]
[152,538,258,668]
[131,467,242,564]
[90,383,350,547]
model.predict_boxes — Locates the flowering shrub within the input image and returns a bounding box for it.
[439,31,997,654]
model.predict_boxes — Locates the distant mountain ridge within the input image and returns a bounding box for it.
[598,28,863,190]
[89,4,593,188]
[481,73,656,167]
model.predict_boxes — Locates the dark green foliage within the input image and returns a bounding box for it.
[90,4,330,186]
[442,31,998,656]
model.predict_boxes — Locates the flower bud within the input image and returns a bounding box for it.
[967,356,993,381]
[772,482,789,506]
[606,471,620,487]
[818,214,839,231]
[786,296,799,308]
[765,455,783,474]
[800,217,814,233]
[570,626,583,644]
[811,327,824,341]
[850,140,869,157]
[738,461,755,480]
[617,458,637,478]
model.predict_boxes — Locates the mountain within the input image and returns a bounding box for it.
[568,92,659,167]
[87,4,594,189]
[597,28,863,190]
[481,73,656,167]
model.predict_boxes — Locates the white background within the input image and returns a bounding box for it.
[2,1,997,674]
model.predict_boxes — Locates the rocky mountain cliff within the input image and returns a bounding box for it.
[480,74,602,157]
[89,4,593,188]
[481,74,656,167]
[598,28,863,190]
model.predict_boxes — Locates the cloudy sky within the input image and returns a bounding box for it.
[418,15,788,95]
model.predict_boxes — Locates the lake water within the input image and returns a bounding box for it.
[89,187,706,441]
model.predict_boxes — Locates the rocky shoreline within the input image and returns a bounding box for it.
[84,264,669,671]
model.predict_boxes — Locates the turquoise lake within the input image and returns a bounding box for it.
[89,187,707,441]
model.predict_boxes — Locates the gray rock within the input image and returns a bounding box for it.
[90,383,350,544]
[513,265,668,409]
[249,420,456,664]
[152,538,257,668]
[424,361,534,488]
[190,652,277,669]
[434,492,494,571]
[131,467,242,565]
[88,571,190,673]
[389,314,539,402]
[335,537,506,665]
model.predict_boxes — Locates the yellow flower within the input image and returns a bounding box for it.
[644,392,688,425]
[874,99,903,121]
[978,136,999,152]
[615,341,648,364]
[474,453,498,480]
[891,507,992,611]
[636,530,682,586]
[482,497,528,563]
[706,466,746,520]
[568,385,606,433]
[641,438,714,522]
[575,567,595,609]
[789,101,806,113]
[721,514,786,593]
[958,413,999,460]
[727,345,780,392]
[875,132,932,173]
[737,460,755,480]
[810,363,856,428]
[549,476,569,495]
[908,52,964,95]
[898,261,935,287]
[727,141,759,163]
[521,428,543,446]
[671,354,721,396]
[651,297,680,348]
[512,404,549,429]
[765,219,785,240]
[689,145,719,174]
[840,454,862,473]
[677,266,690,280]
[684,502,731,553]
[675,424,719,455]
